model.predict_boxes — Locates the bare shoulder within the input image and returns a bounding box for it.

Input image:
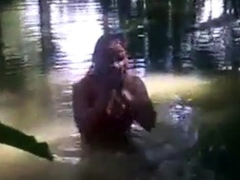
[72,76,92,91]
[125,74,147,94]
[125,74,145,86]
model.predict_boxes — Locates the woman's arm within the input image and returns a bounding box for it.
[72,78,100,134]
[72,77,113,134]
[126,76,157,132]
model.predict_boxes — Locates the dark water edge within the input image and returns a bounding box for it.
[0,0,240,179]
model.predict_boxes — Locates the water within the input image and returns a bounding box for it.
[0,0,238,179]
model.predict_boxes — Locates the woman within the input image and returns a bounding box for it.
[72,34,156,151]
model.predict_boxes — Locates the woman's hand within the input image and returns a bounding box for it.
[106,90,131,116]
[122,89,133,102]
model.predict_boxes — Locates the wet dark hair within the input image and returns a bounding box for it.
[87,33,127,97]
[92,33,125,63]
[89,33,126,76]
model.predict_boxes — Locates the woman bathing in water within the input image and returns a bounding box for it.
[72,34,156,152]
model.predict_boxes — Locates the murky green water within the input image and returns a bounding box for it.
[0,0,239,179]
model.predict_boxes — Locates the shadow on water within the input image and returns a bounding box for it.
[0,0,240,179]
[188,75,240,180]
[0,73,206,180]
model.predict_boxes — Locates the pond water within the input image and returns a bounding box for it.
[0,0,238,179]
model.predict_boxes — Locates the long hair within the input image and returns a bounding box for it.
[87,33,126,75]
[85,34,134,135]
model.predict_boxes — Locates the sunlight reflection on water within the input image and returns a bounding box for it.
[0,0,213,179]
[200,0,223,23]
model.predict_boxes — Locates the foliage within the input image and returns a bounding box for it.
[0,0,21,7]
[188,74,240,179]
[0,121,53,161]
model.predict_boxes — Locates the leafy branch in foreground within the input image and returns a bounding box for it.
[0,121,53,161]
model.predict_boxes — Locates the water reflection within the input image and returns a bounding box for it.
[0,0,238,179]
[201,0,223,22]
[51,2,103,81]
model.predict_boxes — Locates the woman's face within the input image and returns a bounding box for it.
[94,38,128,75]
[109,39,127,61]
[107,39,128,71]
